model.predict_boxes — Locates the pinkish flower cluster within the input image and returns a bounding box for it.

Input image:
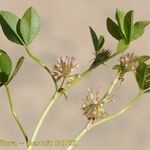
[120,53,139,71]
[82,89,106,120]
[53,56,78,81]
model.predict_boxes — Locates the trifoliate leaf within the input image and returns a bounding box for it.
[0,11,23,45]
[124,10,134,43]
[19,7,41,45]
[0,50,12,86]
[135,63,150,92]
[107,18,123,40]
[131,21,150,41]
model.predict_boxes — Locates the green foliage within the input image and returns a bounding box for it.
[0,11,23,45]
[113,63,126,78]
[7,57,24,84]
[115,9,126,35]
[97,36,105,53]
[124,11,134,43]
[131,21,150,40]
[117,39,129,53]
[89,26,105,53]
[0,50,24,86]
[90,49,111,69]
[89,27,111,69]
[0,7,40,46]
[138,55,150,63]
[106,18,123,40]
[107,9,150,53]
[19,7,41,45]
[136,63,150,93]
[0,50,12,86]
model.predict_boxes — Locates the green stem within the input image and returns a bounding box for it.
[28,51,119,150]
[66,92,142,150]
[5,85,29,146]
[107,73,120,95]
[66,52,119,89]
[66,72,120,150]
[91,92,142,128]
[27,91,61,150]
[66,119,93,150]
[101,72,121,103]
[24,46,58,90]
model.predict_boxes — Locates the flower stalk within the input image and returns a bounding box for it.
[66,92,143,150]
[24,46,58,90]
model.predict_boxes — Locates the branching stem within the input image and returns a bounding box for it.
[27,51,119,150]
[24,46,58,90]
[66,92,142,150]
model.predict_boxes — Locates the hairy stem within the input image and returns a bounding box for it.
[5,85,29,146]
[66,92,142,150]
[28,91,61,150]
[24,46,58,90]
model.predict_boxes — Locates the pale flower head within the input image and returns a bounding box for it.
[82,88,106,120]
[120,53,139,71]
[53,56,78,81]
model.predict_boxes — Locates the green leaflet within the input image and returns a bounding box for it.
[97,36,105,52]
[0,50,24,86]
[89,27,108,69]
[124,11,134,44]
[135,63,150,93]
[0,11,23,45]
[89,26,99,51]
[107,9,149,54]
[89,26,105,53]
[131,21,150,41]
[138,55,150,63]
[115,9,126,36]
[0,50,12,86]
[19,7,41,45]
[106,18,123,40]
[7,57,25,84]
[0,7,41,46]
